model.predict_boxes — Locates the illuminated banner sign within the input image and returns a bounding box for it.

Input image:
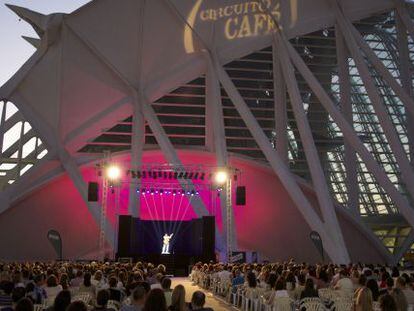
[184,0,298,53]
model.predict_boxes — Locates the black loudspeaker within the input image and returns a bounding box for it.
[118,216,134,257]
[88,182,99,202]
[202,216,215,262]
[236,186,246,205]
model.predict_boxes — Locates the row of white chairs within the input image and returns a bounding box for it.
[192,272,355,311]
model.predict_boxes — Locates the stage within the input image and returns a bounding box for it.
[117,215,215,276]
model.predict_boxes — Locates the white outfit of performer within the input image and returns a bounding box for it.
[162,233,173,254]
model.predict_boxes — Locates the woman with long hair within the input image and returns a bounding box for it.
[355,287,373,311]
[168,285,187,311]
[391,288,408,311]
[144,289,167,311]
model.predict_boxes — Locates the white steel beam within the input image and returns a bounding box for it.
[332,2,414,205]
[277,40,350,262]
[65,22,214,220]
[280,32,414,231]
[210,54,347,263]
[336,26,359,213]
[272,42,289,165]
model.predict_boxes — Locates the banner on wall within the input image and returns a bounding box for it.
[47,229,63,260]
[309,231,324,262]
[230,251,246,263]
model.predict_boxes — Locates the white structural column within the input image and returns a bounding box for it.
[281,36,414,231]
[277,40,350,262]
[128,0,146,218]
[336,26,359,213]
[272,41,289,164]
[128,91,145,217]
[210,54,348,263]
[332,3,414,204]
[396,13,414,162]
[205,54,237,251]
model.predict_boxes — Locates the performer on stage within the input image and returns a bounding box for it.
[161,233,174,254]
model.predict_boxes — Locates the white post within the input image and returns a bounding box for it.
[278,40,350,262]
[336,26,359,213]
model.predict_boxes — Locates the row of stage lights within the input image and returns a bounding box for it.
[104,165,231,185]
[136,189,201,196]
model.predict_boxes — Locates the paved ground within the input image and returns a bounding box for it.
[171,277,236,311]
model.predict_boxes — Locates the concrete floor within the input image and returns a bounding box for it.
[171,277,236,311]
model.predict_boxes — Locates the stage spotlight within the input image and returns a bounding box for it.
[172,190,177,196]
[150,189,154,195]
[214,170,228,185]
[136,188,140,193]
[196,191,199,195]
[160,189,164,195]
[106,165,121,180]
[190,190,195,196]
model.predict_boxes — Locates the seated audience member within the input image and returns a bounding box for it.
[71,270,84,287]
[121,286,146,311]
[379,277,394,296]
[300,278,318,300]
[334,269,353,296]
[108,276,123,302]
[79,272,96,299]
[3,287,27,311]
[190,291,213,311]
[161,278,172,307]
[355,285,373,311]
[391,288,408,311]
[47,290,71,311]
[150,274,164,290]
[396,276,414,305]
[15,298,34,311]
[292,274,305,301]
[379,294,397,311]
[59,273,70,290]
[366,279,380,302]
[0,281,14,307]
[67,301,88,311]
[93,290,114,311]
[168,285,187,311]
[144,288,167,311]
[231,270,244,290]
[33,274,47,304]
[244,272,259,300]
[45,275,63,306]
[92,271,107,292]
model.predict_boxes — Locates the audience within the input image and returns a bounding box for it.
[4,260,414,311]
